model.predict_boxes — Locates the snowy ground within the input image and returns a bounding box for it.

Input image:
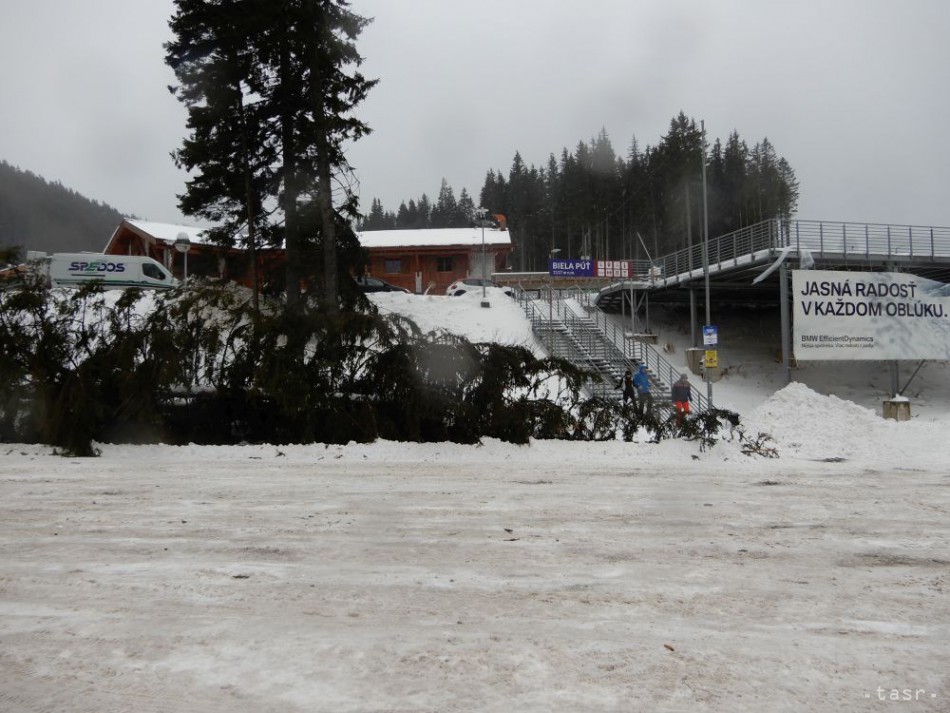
[1,291,948,712]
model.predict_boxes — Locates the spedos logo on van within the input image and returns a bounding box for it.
[68,261,126,274]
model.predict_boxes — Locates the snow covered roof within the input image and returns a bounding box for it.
[357,228,511,250]
[113,222,513,253]
[124,219,211,246]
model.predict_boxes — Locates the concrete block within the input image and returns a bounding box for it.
[882,399,911,421]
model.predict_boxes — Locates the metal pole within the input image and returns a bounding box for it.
[689,288,697,347]
[685,183,692,272]
[481,220,486,299]
[780,262,791,384]
[645,291,650,334]
[548,283,553,354]
[701,120,713,407]
[630,284,635,337]
[473,206,490,299]
[621,278,626,324]
[174,232,191,282]
[887,263,899,395]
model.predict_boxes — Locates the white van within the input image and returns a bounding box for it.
[26,252,178,290]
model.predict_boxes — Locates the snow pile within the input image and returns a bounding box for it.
[370,292,541,353]
[747,381,947,465]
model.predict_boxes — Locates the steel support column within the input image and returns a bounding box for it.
[690,288,698,347]
[780,262,791,384]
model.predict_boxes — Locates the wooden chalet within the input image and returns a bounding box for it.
[103,219,514,296]
[357,227,514,294]
[103,218,283,292]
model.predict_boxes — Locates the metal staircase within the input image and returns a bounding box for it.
[517,288,709,412]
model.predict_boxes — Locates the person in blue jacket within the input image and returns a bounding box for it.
[633,364,653,416]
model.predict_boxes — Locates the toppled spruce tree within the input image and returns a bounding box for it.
[0,280,741,456]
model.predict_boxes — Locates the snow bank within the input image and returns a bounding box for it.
[747,381,947,465]
[370,292,541,353]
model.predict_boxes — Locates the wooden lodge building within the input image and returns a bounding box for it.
[103,219,514,295]
[357,227,513,294]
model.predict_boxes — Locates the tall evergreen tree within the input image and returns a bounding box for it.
[359,197,396,231]
[479,170,508,218]
[776,157,800,223]
[395,201,412,228]
[166,0,274,310]
[720,130,749,232]
[415,194,432,229]
[589,129,620,258]
[166,0,376,309]
[456,188,476,227]
[431,179,458,228]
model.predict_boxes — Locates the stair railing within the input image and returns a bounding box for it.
[567,301,711,412]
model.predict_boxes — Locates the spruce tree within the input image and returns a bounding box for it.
[432,179,458,228]
[166,0,376,309]
[360,198,390,230]
[456,188,476,227]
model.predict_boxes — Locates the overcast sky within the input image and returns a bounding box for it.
[1,0,948,233]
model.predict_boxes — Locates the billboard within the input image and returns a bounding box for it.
[548,259,635,278]
[793,270,950,360]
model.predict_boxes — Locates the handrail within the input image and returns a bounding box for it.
[785,219,950,258]
[575,300,710,412]
[562,298,710,412]
[518,288,710,412]
[647,218,950,289]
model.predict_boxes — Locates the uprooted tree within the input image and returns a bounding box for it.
[0,282,741,456]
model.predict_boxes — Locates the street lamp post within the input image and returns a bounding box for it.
[476,207,488,299]
[174,232,192,281]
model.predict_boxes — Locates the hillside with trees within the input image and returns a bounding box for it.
[0,160,125,259]
[360,113,799,272]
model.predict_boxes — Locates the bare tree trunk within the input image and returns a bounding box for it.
[317,128,337,312]
[237,92,259,314]
[279,43,301,308]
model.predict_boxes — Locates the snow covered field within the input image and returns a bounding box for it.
[1,292,948,712]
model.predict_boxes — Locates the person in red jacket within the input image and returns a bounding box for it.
[671,373,692,424]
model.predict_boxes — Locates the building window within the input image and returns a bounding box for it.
[384,259,402,274]
[436,256,453,272]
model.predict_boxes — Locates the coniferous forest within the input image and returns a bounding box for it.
[359,113,800,272]
[0,160,125,258]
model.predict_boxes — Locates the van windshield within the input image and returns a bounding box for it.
[142,263,166,281]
